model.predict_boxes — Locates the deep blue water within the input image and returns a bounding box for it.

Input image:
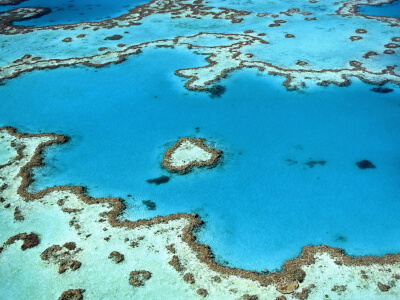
[0,0,148,26]
[359,0,400,18]
[0,48,400,271]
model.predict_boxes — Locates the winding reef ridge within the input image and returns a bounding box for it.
[0,0,399,90]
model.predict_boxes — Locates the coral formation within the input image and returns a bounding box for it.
[129,270,152,286]
[40,243,82,273]
[162,138,222,174]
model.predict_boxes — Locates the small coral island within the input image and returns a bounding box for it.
[162,137,222,174]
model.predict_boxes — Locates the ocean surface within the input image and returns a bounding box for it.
[359,0,400,18]
[0,0,400,273]
[0,0,149,25]
[1,47,400,271]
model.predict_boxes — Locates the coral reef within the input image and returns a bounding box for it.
[40,243,82,273]
[4,232,40,250]
[162,137,222,174]
[58,289,85,300]
[109,251,125,263]
[129,270,152,286]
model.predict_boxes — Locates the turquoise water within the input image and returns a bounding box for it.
[1,47,400,271]
[359,0,400,18]
[1,0,148,26]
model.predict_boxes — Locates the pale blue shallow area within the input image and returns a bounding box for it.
[0,0,148,26]
[0,47,400,271]
[359,0,400,18]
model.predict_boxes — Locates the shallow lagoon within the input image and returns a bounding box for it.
[1,47,400,271]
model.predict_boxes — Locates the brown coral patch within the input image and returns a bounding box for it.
[197,288,208,297]
[355,29,367,34]
[169,255,184,271]
[129,270,152,286]
[392,37,400,42]
[40,243,82,273]
[285,34,295,38]
[166,244,176,253]
[104,34,123,40]
[62,37,72,42]
[378,282,391,291]
[296,60,308,66]
[350,35,362,41]
[349,60,362,68]
[331,285,346,292]
[385,43,400,48]
[384,49,395,54]
[183,272,195,284]
[5,232,39,250]
[243,294,258,300]
[109,251,124,263]
[363,51,378,59]
[130,241,139,248]
[14,206,24,221]
[58,289,85,300]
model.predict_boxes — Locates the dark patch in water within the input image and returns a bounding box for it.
[356,160,376,169]
[146,176,170,185]
[336,235,347,242]
[195,127,200,133]
[209,85,226,98]
[371,87,393,94]
[305,159,326,168]
[286,158,298,166]
[142,200,156,210]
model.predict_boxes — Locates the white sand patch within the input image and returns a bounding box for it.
[169,140,213,167]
